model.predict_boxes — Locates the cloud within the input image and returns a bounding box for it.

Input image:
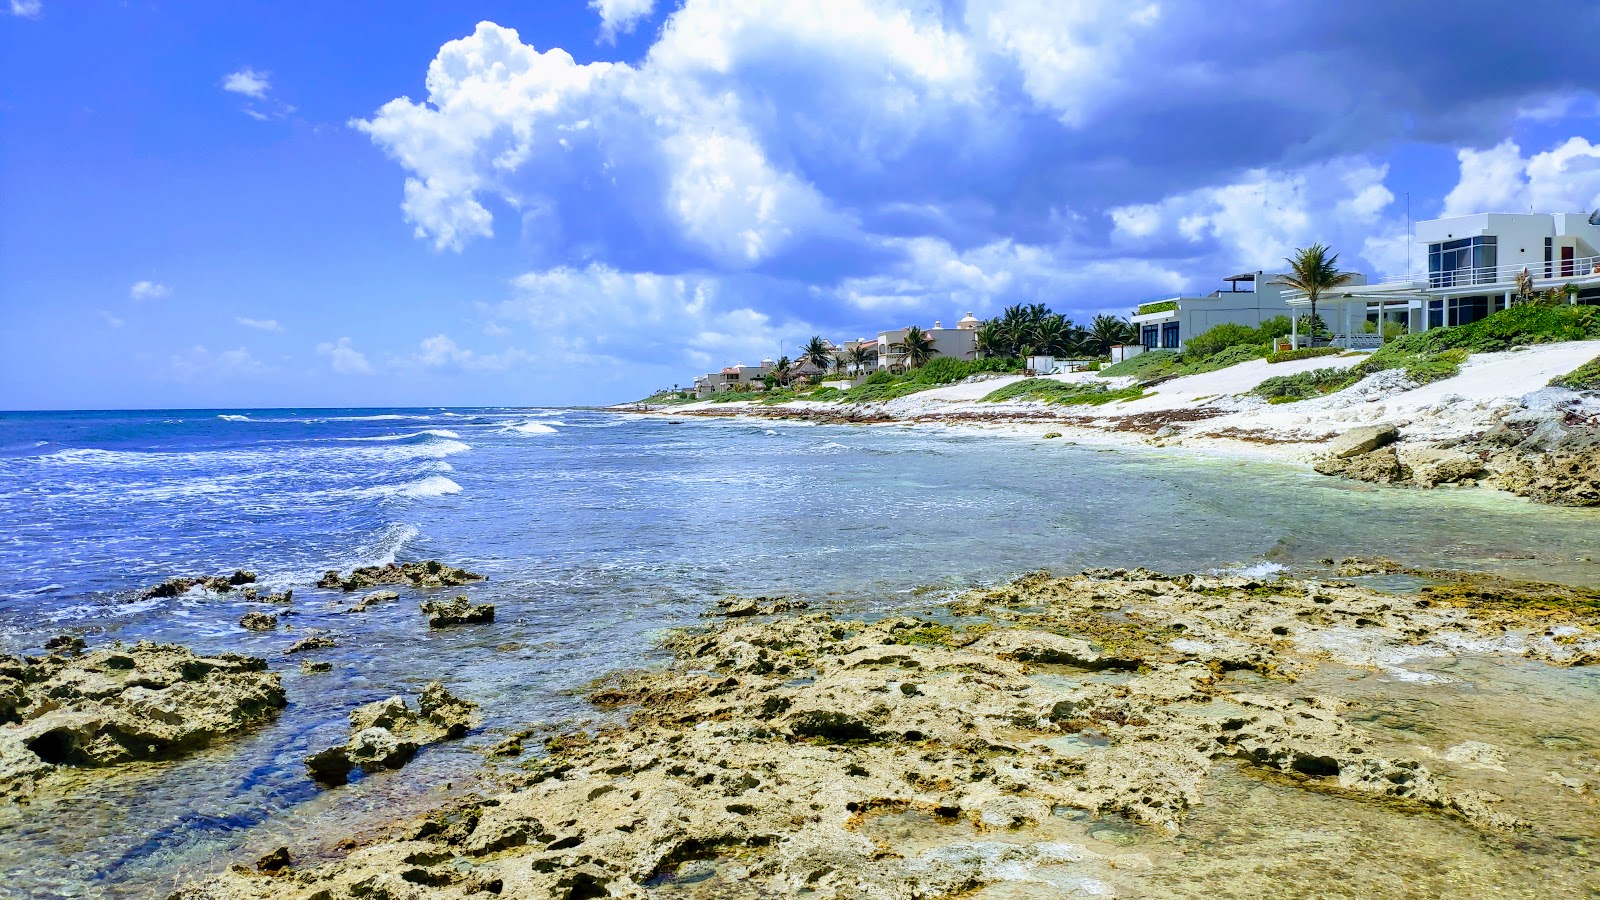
[591,0,654,42]
[236,317,283,332]
[99,310,124,329]
[165,346,269,380]
[1442,137,1600,218]
[315,337,373,374]
[6,0,41,18]
[222,68,270,99]
[392,334,531,373]
[130,280,169,301]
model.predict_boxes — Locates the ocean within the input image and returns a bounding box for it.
[2,407,1598,897]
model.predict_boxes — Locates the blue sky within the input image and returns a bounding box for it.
[2,0,1599,410]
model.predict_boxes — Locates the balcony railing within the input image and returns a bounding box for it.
[1367,255,1600,289]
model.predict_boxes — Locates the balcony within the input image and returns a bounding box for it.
[1362,255,1600,292]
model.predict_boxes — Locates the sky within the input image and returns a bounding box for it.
[2,0,1599,410]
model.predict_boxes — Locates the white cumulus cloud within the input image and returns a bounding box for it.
[130,280,169,301]
[1442,138,1600,219]
[316,337,373,374]
[394,334,531,373]
[223,68,270,99]
[591,0,654,42]
[236,317,283,332]
[6,0,41,18]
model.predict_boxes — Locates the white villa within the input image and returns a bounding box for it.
[874,314,980,372]
[1285,211,1600,347]
[1128,272,1360,351]
[692,360,775,398]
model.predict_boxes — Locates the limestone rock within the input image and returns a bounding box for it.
[284,635,336,654]
[420,595,494,627]
[299,660,332,675]
[713,595,807,618]
[1327,423,1398,459]
[317,561,484,593]
[238,612,278,631]
[1314,446,1410,484]
[347,590,399,613]
[140,570,256,600]
[1402,448,1485,488]
[0,642,284,800]
[304,683,477,787]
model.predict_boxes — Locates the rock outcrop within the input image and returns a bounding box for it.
[184,568,1598,899]
[316,561,484,592]
[140,571,257,600]
[284,635,336,655]
[238,612,278,631]
[346,590,398,613]
[304,683,477,786]
[1326,423,1399,459]
[0,642,285,799]
[1481,426,1600,506]
[1314,446,1411,483]
[711,595,808,617]
[420,595,494,627]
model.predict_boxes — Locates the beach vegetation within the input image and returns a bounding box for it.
[974,303,1131,359]
[1136,299,1177,316]
[1281,244,1356,346]
[1552,354,1600,391]
[1266,347,1343,363]
[834,357,1022,403]
[1251,366,1357,404]
[1181,322,1259,361]
[981,379,1144,405]
[807,386,845,400]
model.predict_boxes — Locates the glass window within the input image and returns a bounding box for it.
[1428,300,1443,329]
[1161,322,1180,349]
[1141,325,1159,349]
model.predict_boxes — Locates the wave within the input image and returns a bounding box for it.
[503,422,558,435]
[816,441,850,451]
[354,523,421,568]
[1213,561,1286,580]
[217,414,250,422]
[357,475,463,500]
[339,429,462,442]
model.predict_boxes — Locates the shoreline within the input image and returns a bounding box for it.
[173,560,1600,898]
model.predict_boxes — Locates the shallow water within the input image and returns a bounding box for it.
[1,408,1598,897]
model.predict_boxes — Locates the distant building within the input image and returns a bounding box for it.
[1129,273,1340,351]
[1284,211,1600,347]
[875,315,979,372]
[692,359,775,398]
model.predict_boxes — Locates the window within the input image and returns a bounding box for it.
[1141,325,1159,349]
[1545,237,1554,278]
[1161,322,1180,349]
[1428,236,1497,288]
[1427,300,1444,329]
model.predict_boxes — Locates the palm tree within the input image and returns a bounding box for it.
[1514,268,1535,306]
[1282,244,1355,347]
[831,353,849,377]
[1028,316,1075,357]
[772,355,792,387]
[974,320,1006,358]
[802,336,832,373]
[848,345,875,375]
[1088,314,1136,355]
[895,325,938,369]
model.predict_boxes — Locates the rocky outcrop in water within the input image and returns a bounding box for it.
[712,595,808,617]
[304,683,477,786]
[238,612,278,631]
[140,571,257,599]
[0,642,285,800]
[183,568,1599,899]
[420,595,494,627]
[284,635,336,654]
[316,561,484,592]
[346,590,398,613]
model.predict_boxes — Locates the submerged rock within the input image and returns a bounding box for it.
[139,570,257,600]
[299,660,332,675]
[304,683,477,786]
[346,590,398,613]
[284,635,336,654]
[0,642,285,800]
[316,561,484,593]
[238,612,278,631]
[420,595,494,627]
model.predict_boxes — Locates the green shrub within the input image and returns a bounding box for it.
[1097,350,1182,380]
[981,379,1144,405]
[1137,300,1177,315]
[807,386,844,400]
[1256,315,1293,341]
[1180,342,1268,374]
[1267,347,1342,363]
[833,358,1022,403]
[1182,322,1260,360]
[759,389,798,405]
[1252,367,1360,404]
[1552,355,1600,391]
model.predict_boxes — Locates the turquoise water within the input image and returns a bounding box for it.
[1,408,1598,897]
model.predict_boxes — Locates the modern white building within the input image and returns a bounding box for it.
[1285,211,1600,347]
[1128,272,1344,351]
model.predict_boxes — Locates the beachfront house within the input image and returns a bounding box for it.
[875,315,980,373]
[1284,211,1600,348]
[1128,272,1342,351]
[693,359,775,398]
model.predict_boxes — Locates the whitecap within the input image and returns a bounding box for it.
[217,414,250,422]
[503,422,558,435]
[339,429,462,442]
[359,475,463,500]
[816,441,849,451]
[1212,561,1286,580]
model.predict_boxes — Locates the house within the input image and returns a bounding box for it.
[1128,272,1347,351]
[1283,211,1600,347]
[693,359,775,397]
[875,315,980,372]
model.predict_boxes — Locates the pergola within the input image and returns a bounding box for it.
[1286,286,1428,349]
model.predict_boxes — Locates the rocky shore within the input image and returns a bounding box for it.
[172,564,1600,899]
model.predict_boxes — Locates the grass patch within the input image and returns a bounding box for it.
[1552,354,1600,391]
[1267,347,1342,363]
[1097,350,1182,380]
[1136,300,1178,315]
[1095,343,1267,384]
[635,390,699,405]
[807,386,845,400]
[705,390,759,403]
[835,358,1022,403]
[982,379,1144,405]
[1252,367,1359,404]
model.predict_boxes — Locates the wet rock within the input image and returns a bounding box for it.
[255,847,290,874]
[1401,448,1485,488]
[140,570,257,600]
[238,612,278,631]
[1483,427,1600,506]
[0,642,285,799]
[420,595,494,627]
[317,561,484,593]
[43,634,86,654]
[1314,446,1410,484]
[299,660,332,675]
[713,595,808,617]
[1327,423,1398,459]
[347,590,399,613]
[304,683,477,787]
[284,635,336,654]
